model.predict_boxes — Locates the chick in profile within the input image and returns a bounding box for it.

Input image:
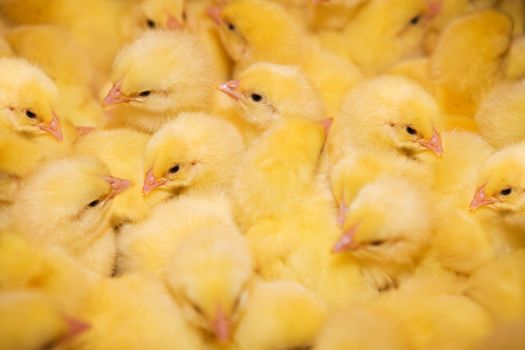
[234,280,327,350]
[211,0,362,116]
[0,291,90,350]
[10,158,131,276]
[328,75,443,163]
[167,228,252,343]
[142,112,244,197]
[430,9,513,117]
[476,80,525,149]
[219,62,326,131]
[103,30,215,132]
[333,177,432,290]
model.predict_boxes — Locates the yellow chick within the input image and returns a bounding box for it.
[10,157,131,276]
[103,30,216,133]
[219,62,326,131]
[475,319,525,350]
[117,192,238,276]
[166,228,252,343]
[430,9,513,117]
[0,291,90,350]
[333,177,433,291]
[476,80,525,149]
[498,0,524,37]
[466,249,525,323]
[211,0,362,116]
[0,35,13,57]
[306,0,365,31]
[234,280,327,350]
[328,75,444,163]
[504,36,525,80]
[68,273,205,350]
[142,112,244,197]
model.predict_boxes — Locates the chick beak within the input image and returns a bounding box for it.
[470,186,497,211]
[142,169,167,196]
[102,82,129,107]
[332,226,359,253]
[75,126,95,137]
[62,316,90,340]
[38,113,63,142]
[166,14,183,30]
[336,201,349,227]
[207,6,223,25]
[212,308,230,343]
[418,128,443,156]
[104,176,131,201]
[425,0,442,20]
[219,80,243,101]
[318,118,333,137]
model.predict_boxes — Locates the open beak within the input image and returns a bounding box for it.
[104,176,131,201]
[418,128,443,156]
[219,80,243,101]
[102,82,129,107]
[207,6,223,25]
[212,308,230,343]
[332,226,359,253]
[142,169,167,196]
[470,186,497,211]
[167,14,183,30]
[38,113,63,142]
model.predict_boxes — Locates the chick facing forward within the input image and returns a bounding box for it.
[10,157,130,276]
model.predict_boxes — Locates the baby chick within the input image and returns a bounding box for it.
[234,280,327,350]
[504,36,525,80]
[142,112,244,197]
[219,62,326,131]
[333,177,433,290]
[10,157,131,276]
[430,9,513,117]
[476,80,525,149]
[166,228,252,343]
[103,30,216,133]
[328,75,443,163]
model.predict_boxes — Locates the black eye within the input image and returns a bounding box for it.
[369,240,385,246]
[250,93,263,102]
[227,22,235,31]
[139,91,151,97]
[169,164,180,174]
[182,11,187,20]
[88,199,100,208]
[25,110,37,119]
[500,188,512,196]
[410,15,421,25]
[146,19,156,29]
[406,126,417,135]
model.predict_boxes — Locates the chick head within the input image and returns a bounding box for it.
[209,0,305,62]
[0,291,90,350]
[471,142,525,213]
[142,112,243,196]
[167,228,253,343]
[333,177,431,267]
[103,31,215,114]
[0,58,63,141]
[219,62,325,130]
[11,158,130,253]
[125,0,187,39]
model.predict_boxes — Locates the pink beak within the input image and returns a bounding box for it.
[212,308,230,343]
[470,186,497,211]
[336,201,349,227]
[104,176,131,201]
[418,128,443,156]
[38,113,63,142]
[219,80,243,101]
[142,169,167,196]
[319,118,333,136]
[63,316,90,340]
[207,6,223,25]
[332,226,359,253]
[167,14,183,30]
[425,0,442,20]
[102,82,129,106]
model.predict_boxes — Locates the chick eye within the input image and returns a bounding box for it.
[168,164,180,174]
[406,126,418,135]
[369,240,385,246]
[409,15,421,25]
[227,22,236,31]
[146,19,156,29]
[191,302,204,315]
[25,110,37,119]
[87,199,101,208]
[182,11,187,20]
[500,188,513,196]
[139,91,151,97]
[250,93,263,102]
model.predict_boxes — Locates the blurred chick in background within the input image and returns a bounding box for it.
[10,158,130,275]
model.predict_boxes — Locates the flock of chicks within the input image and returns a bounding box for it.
[1,0,525,349]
